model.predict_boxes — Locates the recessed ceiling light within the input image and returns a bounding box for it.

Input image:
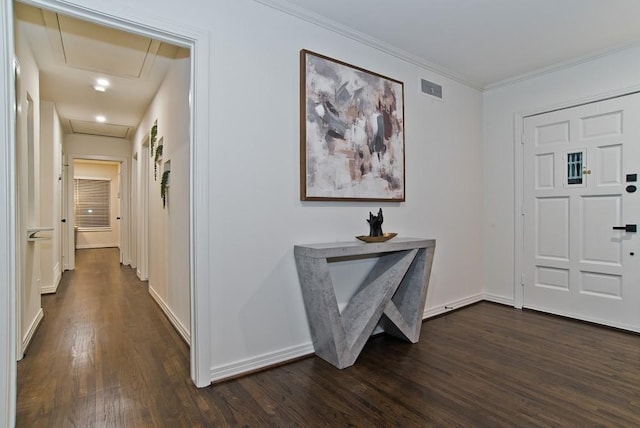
[93,85,106,92]
[95,115,106,123]
[96,78,110,87]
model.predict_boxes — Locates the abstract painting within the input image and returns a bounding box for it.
[300,50,405,201]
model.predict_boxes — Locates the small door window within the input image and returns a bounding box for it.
[567,152,583,185]
[565,149,587,188]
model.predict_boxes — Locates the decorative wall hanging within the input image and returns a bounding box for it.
[160,169,170,208]
[154,142,163,181]
[300,50,405,202]
[149,119,158,157]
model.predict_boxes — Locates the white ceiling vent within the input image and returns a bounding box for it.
[69,120,131,139]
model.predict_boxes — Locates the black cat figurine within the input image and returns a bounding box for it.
[367,208,384,237]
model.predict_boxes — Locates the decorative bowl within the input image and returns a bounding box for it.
[355,233,398,243]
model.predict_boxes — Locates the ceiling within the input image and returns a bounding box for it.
[13,0,640,139]
[273,0,640,88]
[14,3,185,139]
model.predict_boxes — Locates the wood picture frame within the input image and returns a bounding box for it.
[300,49,406,202]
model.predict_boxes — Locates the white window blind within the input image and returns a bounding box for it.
[74,178,110,229]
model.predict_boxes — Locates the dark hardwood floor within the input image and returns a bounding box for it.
[17,248,640,427]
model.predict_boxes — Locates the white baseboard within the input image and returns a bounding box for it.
[524,304,640,334]
[208,294,510,384]
[423,293,484,319]
[40,283,58,294]
[75,243,118,249]
[22,308,44,355]
[482,293,515,307]
[148,286,191,345]
[211,342,315,383]
[40,263,62,294]
[137,270,147,281]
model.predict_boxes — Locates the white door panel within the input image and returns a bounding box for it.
[524,93,640,331]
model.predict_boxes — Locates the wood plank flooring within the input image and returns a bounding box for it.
[17,248,640,427]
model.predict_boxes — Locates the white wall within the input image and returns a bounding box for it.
[132,48,191,342]
[483,44,640,304]
[116,0,484,378]
[39,101,63,293]
[204,1,483,376]
[74,161,121,249]
[64,134,131,159]
[15,16,43,355]
[5,0,485,392]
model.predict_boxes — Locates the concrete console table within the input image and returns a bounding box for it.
[294,238,436,369]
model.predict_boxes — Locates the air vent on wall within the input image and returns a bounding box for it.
[421,79,443,99]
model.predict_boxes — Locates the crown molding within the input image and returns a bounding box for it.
[256,0,640,93]
[485,40,640,91]
[252,0,482,90]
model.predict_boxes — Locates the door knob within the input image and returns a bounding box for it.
[613,224,637,232]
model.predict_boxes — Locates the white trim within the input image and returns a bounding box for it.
[67,154,129,270]
[210,342,315,383]
[0,0,17,423]
[14,0,212,394]
[486,40,640,91]
[21,308,43,355]
[514,85,640,314]
[137,140,149,281]
[525,305,640,334]
[75,243,119,249]
[189,23,212,388]
[255,0,640,93]
[422,293,484,319]
[252,0,481,90]
[40,262,61,294]
[514,113,524,309]
[211,293,510,383]
[483,293,516,307]
[149,286,191,346]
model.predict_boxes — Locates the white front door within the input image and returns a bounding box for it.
[523,93,640,331]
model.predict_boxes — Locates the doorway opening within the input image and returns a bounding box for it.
[9,0,211,395]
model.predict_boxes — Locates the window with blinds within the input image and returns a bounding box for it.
[74,178,110,229]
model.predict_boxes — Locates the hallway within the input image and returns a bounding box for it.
[16,248,194,426]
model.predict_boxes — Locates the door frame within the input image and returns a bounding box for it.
[514,85,640,309]
[67,155,129,269]
[136,139,150,281]
[0,1,17,426]
[1,0,212,424]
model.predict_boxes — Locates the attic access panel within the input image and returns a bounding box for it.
[53,13,160,78]
[69,120,131,139]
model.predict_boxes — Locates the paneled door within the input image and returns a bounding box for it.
[523,93,640,331]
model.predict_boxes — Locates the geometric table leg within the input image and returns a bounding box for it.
[381,246,435,342]
[294,239,436,369]
[294,255,347,368]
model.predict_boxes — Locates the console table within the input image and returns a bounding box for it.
[294,238,436,369]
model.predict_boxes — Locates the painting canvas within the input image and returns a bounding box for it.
[300,50,405,201]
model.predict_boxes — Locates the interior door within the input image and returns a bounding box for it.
[523,93,640,331]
